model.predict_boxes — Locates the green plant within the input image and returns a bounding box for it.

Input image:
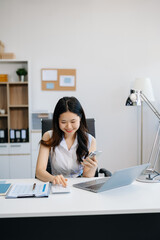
[16,68,27,76]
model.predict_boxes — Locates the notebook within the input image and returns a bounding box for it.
[0,183,12,196]
[73,163,150,193]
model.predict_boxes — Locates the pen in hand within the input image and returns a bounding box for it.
[32,183,36,191]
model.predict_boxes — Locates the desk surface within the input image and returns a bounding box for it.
[1,177,160,218]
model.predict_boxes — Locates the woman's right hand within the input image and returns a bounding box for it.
[52,175,68,187]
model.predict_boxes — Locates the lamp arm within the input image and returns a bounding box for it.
[140,92,160,173]
[140,93,160,121]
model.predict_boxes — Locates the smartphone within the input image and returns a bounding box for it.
[88,150,102,158]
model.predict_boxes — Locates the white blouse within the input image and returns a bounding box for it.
[48,131,93,178]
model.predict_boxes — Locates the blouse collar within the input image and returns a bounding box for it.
[60,134,78,151]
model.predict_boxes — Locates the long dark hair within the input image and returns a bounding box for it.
[41,97,89,162]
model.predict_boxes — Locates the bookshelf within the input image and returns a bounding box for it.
[0,60,29,143]
[0,60,31,178]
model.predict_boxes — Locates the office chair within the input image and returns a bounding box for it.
[41,118,112,177]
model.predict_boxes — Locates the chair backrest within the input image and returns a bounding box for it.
[41,118,96,175]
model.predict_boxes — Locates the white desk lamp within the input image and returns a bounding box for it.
[126,78,160,182]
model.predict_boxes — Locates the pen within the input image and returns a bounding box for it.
[32,183,36,191]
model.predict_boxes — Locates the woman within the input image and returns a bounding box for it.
[36,96,97,187]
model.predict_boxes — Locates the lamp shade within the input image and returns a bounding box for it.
[132,78,155,102]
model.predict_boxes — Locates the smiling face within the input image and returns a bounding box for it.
[59,111,81,137]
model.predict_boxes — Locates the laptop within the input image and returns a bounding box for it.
[73,163,150,193]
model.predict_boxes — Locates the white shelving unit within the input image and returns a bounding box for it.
[0,60,31,178]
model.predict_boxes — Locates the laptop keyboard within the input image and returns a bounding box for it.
[85,182,105,190]
[76,178,107,189]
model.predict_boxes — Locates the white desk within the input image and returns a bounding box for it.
[1,177,160,217]
[1,178,160,239]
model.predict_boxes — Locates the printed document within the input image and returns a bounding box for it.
[6,182,50,198]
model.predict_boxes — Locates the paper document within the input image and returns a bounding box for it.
[42,69,58,81]
[6,182,50,198]
[59,75,75,87]
[51,184,71,194]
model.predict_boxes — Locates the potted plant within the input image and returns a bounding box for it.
[16,68,27,82]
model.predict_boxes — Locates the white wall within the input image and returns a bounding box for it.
[1,0,160,172]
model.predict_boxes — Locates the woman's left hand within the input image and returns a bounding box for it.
[82,156,98,168]
[81,156,98,177]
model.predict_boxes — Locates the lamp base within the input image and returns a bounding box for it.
[136,173,160,183]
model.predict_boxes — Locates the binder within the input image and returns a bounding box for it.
[10,129,28,143]
[0,129,7,143]
[15,129,21,142]
[21,129,27,142]
[10,129,16,143]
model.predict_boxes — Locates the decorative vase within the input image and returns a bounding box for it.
[20,75,25,82]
